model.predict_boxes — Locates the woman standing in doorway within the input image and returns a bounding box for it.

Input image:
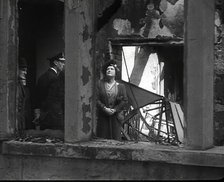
[96,59,128,140]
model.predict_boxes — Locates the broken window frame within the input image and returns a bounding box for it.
[107,38,184,145]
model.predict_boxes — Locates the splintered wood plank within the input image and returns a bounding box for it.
[170,102,184,143]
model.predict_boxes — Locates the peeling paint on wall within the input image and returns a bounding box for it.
[80,11,90,42]
[82,103,91,134]
[161,0,184,37]
[113,19,133,35]
[81,66,91,86]
[109,0,184,38]
[82,24,89,42]
[80,11,86,21]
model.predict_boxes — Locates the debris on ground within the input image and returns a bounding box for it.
[14,135,64,144]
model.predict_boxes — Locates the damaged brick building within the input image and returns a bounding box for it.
[0,0,224,180]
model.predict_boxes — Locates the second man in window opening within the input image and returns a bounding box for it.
[33,52,65,130]
[16,57,34,135]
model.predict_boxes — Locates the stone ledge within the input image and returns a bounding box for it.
[1,139,224,168]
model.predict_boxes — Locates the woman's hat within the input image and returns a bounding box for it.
[102,59,120,75]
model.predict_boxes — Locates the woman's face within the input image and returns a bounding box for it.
[106,65,116,77]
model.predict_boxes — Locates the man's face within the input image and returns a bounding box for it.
[19,68,27,85]
[55,60,65,72]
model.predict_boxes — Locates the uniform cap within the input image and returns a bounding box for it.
[48,52,65,63]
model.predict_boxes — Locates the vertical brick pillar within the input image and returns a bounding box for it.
[64,0,96,142]
[0,0,17,140]
[184,0,214,149]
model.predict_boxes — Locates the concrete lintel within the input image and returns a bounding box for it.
[2,140,224,168]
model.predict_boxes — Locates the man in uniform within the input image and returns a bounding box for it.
[33,52,65,130]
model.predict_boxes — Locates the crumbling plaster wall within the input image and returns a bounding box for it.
[95,0,184,79]
[214,0,224,146]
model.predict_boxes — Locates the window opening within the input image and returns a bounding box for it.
[109,41,184,146]
[16,0,65,143]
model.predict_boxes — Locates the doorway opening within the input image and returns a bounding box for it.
[17,0,64,137]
